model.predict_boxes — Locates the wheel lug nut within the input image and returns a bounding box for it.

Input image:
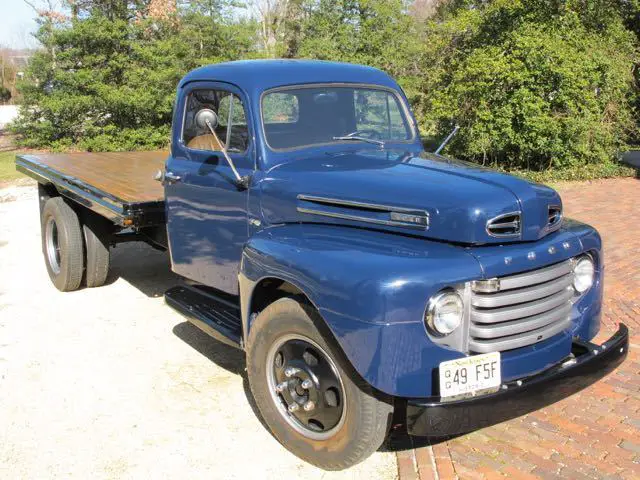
[275,381,288,393]
[303,401,315,411]
[288,403,299,412]
[284,367,299,378]
[301,379,313,389]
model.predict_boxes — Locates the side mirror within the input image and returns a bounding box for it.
[194,107,249,189]
[195,108,218,130]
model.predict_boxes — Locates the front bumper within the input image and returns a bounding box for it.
[406,324,629,436]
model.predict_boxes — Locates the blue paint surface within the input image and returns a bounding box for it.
[164,60,603,398]
[240,222,602,397]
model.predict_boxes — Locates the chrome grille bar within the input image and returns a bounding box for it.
[497,260,572,291]
[469,316,572,353]
[470,302,572,339]
[471,274,573,308]
[472,288,573,324]
[468,259,575,353]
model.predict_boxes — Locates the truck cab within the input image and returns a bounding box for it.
[17,60,628,470]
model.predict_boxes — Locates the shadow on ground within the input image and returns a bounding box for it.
[108,241,182,297]
[110,239,460,454]
[104,240,277,434]
[171,320,274,434]
[381,425,453,452]
[172,318,456,454]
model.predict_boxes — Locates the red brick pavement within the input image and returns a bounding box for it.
[398,178,640,480]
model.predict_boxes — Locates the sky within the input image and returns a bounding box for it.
[1,0,40,49]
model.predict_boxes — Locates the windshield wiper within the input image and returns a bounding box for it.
[332,135,385,147]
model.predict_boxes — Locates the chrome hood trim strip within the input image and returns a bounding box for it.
[296,194,430,230]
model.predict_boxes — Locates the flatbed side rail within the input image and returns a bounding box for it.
[15,154,165,228]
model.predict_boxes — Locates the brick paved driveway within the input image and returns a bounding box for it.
[397,178,640,480]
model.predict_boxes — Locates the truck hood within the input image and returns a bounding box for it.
[259,149,562,245]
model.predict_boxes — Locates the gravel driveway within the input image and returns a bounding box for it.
[0,183,398,479]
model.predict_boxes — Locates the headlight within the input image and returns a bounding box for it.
[425,291,464,335]
[573,255,595,293]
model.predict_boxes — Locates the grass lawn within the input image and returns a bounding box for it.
[0,151,21,183]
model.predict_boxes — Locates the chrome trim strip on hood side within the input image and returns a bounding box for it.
[297,194,430,230]
[298,194,428,214]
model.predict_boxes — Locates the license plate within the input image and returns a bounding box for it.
[439,352,501,400]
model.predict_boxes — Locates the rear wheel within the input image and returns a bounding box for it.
[41,197,84,291]
[82,215,110,288]
[247,297,393,470]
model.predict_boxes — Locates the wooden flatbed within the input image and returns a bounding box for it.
[16,151,168,228]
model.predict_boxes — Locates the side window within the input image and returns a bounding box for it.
[262,92,299,124]
[183,89,249,153]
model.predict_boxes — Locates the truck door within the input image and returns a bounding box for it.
[164,82,254,295]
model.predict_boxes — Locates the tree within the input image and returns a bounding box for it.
[293,1,422,96]
[248,0,307,57]
[0,87,11,104]
[0,47,21,103]
[415,0,638,170]
[12,0,258,150]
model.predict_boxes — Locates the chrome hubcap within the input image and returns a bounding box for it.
[45,217,61,275]
[266,334,346,440]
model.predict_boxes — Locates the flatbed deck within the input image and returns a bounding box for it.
[16,151,167,227]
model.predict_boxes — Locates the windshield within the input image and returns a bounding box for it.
[261,85,414,151]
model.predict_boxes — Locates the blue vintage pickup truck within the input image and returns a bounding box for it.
[16,60,628,469]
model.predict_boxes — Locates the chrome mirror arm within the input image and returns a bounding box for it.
[204,119,250,189]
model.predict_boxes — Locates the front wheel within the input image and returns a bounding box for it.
[246,297,393,470]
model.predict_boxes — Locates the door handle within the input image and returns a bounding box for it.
[164,171,182,183]
[157,171,183,185]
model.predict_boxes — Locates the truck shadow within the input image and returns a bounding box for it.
[111,242,464,454]
[171,321,274,434]
[108,241,182,297]
[172,320,458,454]
[107,243,283,434]
[172,321,245,375]
[381,424,454,452]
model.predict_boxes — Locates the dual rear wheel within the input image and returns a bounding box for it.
[41,196,110,291]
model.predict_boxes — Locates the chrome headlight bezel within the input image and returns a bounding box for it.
[572,254,595,294]
[425,290,464,336]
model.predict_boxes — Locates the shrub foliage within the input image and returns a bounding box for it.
[12,2,257,151]
[416,0,638,170]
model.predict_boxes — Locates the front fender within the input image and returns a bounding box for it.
[239,224,482,397]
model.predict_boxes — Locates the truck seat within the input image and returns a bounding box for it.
[187,134,224,152]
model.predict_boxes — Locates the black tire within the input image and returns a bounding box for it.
[41,197,84,292]
[246,297,393,470]
[82,215,110,288]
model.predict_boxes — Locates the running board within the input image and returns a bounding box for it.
[165,285,243,349]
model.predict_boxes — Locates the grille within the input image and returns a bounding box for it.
[469,260,574,353]
[486,212,521,237]
[547,205,563,232]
